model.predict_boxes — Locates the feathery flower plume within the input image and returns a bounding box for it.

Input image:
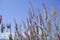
[52,8,59,31]
[14,18,23,40]
[42,3,48,20]
[29,2,35,17]
[47,19,51,32]
[47,19,53,40]
[28,7,33,19]
[14,18,18,33]
[34,10,39,39]
[37,8,44,40]
[37,8,44,26]
[51,7,56,17]
[34,20,39,37]
[14,18,20,39]
[34,14,38,26]
[28,8,32,24]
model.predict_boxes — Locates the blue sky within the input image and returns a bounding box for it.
[0,0,60,34]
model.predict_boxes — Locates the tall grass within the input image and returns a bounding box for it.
[0,2,60,40]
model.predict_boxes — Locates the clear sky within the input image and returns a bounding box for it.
[0,0,60,37]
